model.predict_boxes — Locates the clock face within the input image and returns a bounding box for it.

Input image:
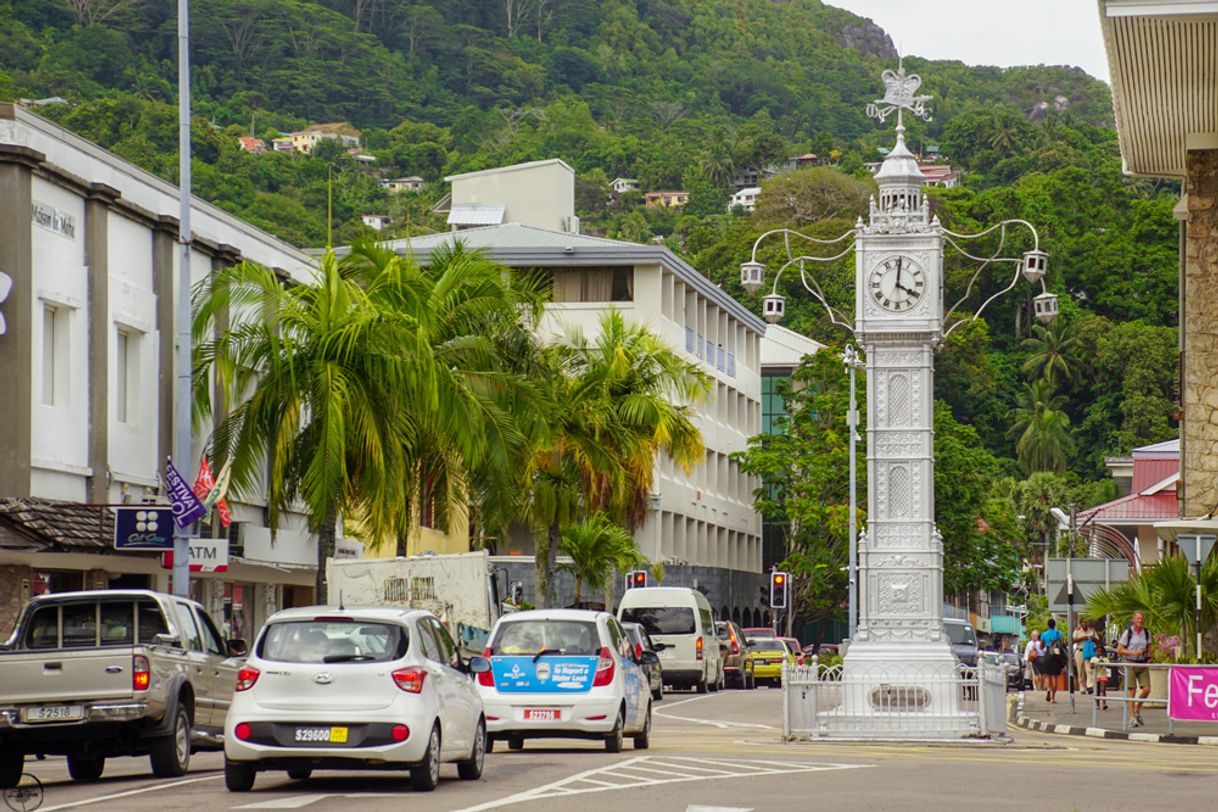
[868,256,926,313]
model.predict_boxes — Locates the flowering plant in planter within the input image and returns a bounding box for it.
[1152,633,1182,664]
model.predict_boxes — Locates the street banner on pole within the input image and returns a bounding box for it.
[114,506,174,550]
[1169,666,1218,721]
[166,457,206,529]
[193,457,232,527]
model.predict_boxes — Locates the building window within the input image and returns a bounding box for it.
[727,352,736,377]
[716,344,725,372]
[546,267,634,302]
[116,329,131,423]
[762,372,788,435]
[685,326,694,353]
[696,334,704,360]
[41,304,67,407]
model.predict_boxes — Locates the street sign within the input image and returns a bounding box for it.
[114,506,174,550]
[1046,558,1130,613]
[161,538,229,572]
[1178,534,1217,568]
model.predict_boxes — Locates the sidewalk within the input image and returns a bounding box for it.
[1014,691,1218,745]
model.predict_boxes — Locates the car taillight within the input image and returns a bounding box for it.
[635,643,643,660]
[234,722,252,741]
[133,654,150,691]
[592,646,615,687]
[696,636,704,661]
[392,667,426,693]
[235,666,260,692]
[477,647,495,687]
[391,724,410,742]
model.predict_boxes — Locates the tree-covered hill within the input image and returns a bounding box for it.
[0,0,1180,495]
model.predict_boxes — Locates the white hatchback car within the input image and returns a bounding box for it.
[223,607,489,793]
[476,609,655,752]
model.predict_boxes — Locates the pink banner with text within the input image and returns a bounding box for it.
[1168,666,1218,722]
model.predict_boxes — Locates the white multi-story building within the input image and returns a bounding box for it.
[0,103,349,639]
[729,186,762,212]
[385,160,773,620]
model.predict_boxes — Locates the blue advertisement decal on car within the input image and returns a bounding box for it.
[491,656,597,693]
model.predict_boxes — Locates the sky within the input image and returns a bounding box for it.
[828,0,1110,82]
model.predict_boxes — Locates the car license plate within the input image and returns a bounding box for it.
[21,704,84,723]
[523,708,560,721]
[294,726,348,743]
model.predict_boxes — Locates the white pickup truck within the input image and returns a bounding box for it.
[0,589,245,786]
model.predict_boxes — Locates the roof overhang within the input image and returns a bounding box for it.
[1099,0,1218,177]
[1153,516,1218,542]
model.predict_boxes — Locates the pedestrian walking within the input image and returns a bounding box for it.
[1072,620,1094,692]
[1092,645,1110,710]
[1023,630,1043,691]
[1039,619,1067,703]
[1117,610,1153,727]
[1079,623,1098,693]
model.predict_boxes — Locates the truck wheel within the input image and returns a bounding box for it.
[0,747,23,789]
[67,754,105,781]
[225,760,256,792]
[150,705,192,778]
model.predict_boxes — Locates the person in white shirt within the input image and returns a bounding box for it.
[1023,630,1043,691]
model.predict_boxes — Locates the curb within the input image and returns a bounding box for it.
[1010,692,1218,746]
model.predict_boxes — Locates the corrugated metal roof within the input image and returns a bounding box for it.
[1133,438,1179,456]
[1100,2,1218,177]
[761,324,824,368]
[446,204,505,227]
[1079,491,1179,524]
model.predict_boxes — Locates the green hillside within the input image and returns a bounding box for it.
[0,0,1179,502]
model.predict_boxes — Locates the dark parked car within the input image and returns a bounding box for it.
[943,618,979,667]
[715,620,753,689]
[982,651,1024,690]
[622,620,666,700]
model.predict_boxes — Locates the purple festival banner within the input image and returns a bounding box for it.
[165,458,207,529]
[1168,666,1218,722]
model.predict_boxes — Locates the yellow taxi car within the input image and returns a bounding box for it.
[742,637,796,687]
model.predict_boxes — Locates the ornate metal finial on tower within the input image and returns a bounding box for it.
[866,59,934,124]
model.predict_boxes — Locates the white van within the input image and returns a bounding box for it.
[617,587,724,693]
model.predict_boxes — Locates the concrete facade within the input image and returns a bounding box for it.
[1182,149,1218,517]
[447,159,577,233]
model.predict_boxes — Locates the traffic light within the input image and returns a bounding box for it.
[625,570,647,590]
[770,571,789,609]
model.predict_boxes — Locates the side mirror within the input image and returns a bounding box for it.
[467,655,491,675]
[639,651,660,666]
[226,638,248,657]
[154,632,181,648]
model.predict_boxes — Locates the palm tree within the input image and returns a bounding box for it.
[524,311,711,607]
[1021,319,1083,389]
[1008,380,1074,474]
[192,251,412,601]
[1086,555,1218,659]
[558,513,647,605]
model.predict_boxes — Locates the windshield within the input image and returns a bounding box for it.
[259,621,407,664]
[945,623,976,646]
[621,607,695,636]
[750,640,789,654]
[491,620,600,656]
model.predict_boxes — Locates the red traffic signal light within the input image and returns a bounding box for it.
[626,570,647,590]
[770,571,789,609]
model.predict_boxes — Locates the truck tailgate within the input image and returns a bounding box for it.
[0,649,136,706]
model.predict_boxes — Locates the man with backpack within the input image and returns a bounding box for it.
[1117,611,1153,727]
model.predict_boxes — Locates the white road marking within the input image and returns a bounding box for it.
[451,756,871,812]
[234,796,328,809]
[653,695,776,729]
[38,774,223,812]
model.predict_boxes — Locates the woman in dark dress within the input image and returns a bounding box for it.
[1039,618,1067,703]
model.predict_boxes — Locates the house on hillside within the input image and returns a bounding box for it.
[361,214,394,231]
[289,123,361,154]
[644,190,689,209]
[610,177,639,195]
[794,153,820,167]
[729,186,761,212]
[271,137,295,153]
[381,176,425,194]
[1079,439,1180,566]
[237,136,266,153]
[917,163,960,188]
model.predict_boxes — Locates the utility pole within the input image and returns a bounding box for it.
[1066,504,1077,712]
[173,0,193,597]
